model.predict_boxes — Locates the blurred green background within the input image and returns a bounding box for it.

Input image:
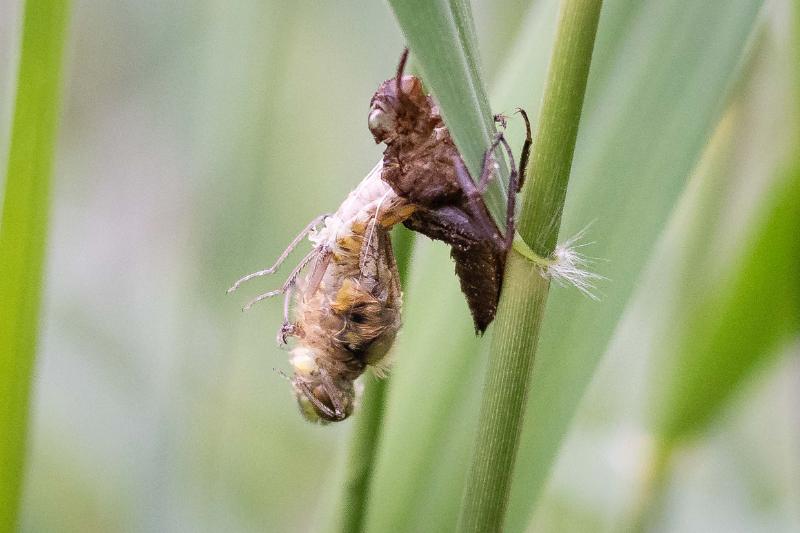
[1,0,798,532]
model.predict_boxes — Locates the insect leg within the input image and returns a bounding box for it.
[227,213,330,293]
[380,228,400,298]
[359,216,383,282]
[319,368,346,419]
[304,248,333,299]
[295,379,340,420]
[476,132,509,194]
[454,130,521,251]
[452,155,505,249]
[515,108,532,192]
[476,131,522,251]
[242,247,318,311]
[395,47,410,94]
[276,285,296,345]
[493,134,520,252]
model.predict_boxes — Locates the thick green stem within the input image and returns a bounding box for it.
[458,1,602,531]
[518,0,604,257]
[0,1,71,531]
[458,256,550,532]
[335,374,390,533]
[335,227,414,533]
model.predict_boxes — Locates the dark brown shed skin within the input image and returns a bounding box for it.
[368,58,510,333]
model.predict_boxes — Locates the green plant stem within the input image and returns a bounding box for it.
[518,0,604,257]
[335,227,415,533]
[0,1,70,530]
[336,374,390,533]
[458,1,602,531]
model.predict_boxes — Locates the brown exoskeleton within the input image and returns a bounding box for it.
[370,49,531,333]
[228,47,530,423]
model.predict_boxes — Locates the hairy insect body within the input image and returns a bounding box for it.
[288,163,414,422]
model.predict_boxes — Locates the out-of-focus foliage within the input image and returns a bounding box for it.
[530,20,800,529]
[0,0,797,532]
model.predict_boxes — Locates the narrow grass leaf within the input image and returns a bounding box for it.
[334,227,415,533]
[652,19,800,442]
[0,1,71,530]
[363,3,500,531]
[669,167,800,410]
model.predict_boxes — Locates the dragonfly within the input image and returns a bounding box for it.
[228,48,530,423]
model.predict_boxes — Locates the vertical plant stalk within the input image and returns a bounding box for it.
[0,1,70,530]
[458,1,603,531]
[335,227,415,533]
[629,3,800,531]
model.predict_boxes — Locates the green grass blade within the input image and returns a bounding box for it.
[629,163,800,531]
[645,0,800,470]
[335,227,415,533]
[386,0,491,164]
[618,10,800,530]
[364,239,483,532]
[531,31,797,528]
[458,2,603,530]
[336,374,390,533]
[363,3,500,531]
[0,1,71,530]
[654,170,800,442]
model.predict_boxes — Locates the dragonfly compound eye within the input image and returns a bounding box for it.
[368,107,395,143]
